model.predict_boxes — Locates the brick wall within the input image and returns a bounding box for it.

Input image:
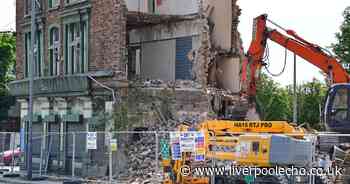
[16,0,25,80]
[15,0,128,85]
[231,0,243,57]
[15,0,65,80]
[90,0,127,83]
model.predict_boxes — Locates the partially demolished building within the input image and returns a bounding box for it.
[11,0,247,177]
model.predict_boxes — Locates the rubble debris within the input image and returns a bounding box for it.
[114,0,258,183]
[141,79,203,89]
[116,133,162,184]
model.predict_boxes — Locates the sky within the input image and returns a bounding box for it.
[0,0,15,32]
[0,0,348,85]
[238,0,349,85]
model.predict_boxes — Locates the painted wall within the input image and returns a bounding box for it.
[125,0,148,12]
[156,0,199,15]
[216,57,241,93]
[126,0,199,15]
[129,20,201,44]
[130,20,201,81]
[141,39,176,81]
[204,0,233,51]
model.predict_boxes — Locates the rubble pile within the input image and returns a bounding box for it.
[115,106,206,183]
[117,134,162,184]
[116,0,249,183]
[140,79,203,89]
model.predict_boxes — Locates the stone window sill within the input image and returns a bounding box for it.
[48,6,60,12]
[64,0,87,8]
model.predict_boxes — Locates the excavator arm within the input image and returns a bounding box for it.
[245,14,350,96]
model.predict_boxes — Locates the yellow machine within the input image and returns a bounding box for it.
[162,120,314,184]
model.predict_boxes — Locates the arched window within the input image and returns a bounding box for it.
[49,27,60,76]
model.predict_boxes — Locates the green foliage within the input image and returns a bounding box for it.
[0,32,16,96]
[256,74,291,121]
[256,74,327,129]
[286,79,327,129]
[332,7,350,68]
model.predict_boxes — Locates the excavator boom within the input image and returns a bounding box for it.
[245,14,350,96]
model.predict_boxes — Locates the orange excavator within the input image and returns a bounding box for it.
[161,14,350,184]
[243,14,350,134]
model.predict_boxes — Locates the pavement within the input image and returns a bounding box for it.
[0,174,114,184]
[0,172,65,184]
[0,176,62,184]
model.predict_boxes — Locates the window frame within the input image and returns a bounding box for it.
[24,30,44,78]
[48,26,60,76]
[63,17,89,75]
[48,0,60,9]
[24,0,42,16]
[64,0,87,6]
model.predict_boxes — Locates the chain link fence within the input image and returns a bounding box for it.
[15,131,161,183]
[1,131,349,184]
[0,133,22,173]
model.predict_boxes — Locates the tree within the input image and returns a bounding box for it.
[0,32,16,121]
[0,32,16,96]
[286,79,327,129]
[256,74,291,121]
[256,74,327,130]
[332,6,350,68]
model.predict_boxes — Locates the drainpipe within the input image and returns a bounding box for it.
[87,75,118,105]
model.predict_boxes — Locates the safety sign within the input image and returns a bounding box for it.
[87,132,97,150]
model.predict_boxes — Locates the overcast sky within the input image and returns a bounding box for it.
[0,0,15,32]
[238,0,349,85]
[1,0,348,85]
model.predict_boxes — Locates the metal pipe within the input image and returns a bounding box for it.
[39,134,44,176]
[27,0,37,179]
[155,133,159,171]
[72,132,75,178]
[293,53,297,123]
[1,134,5,165]
[109,133,113,184]
[11,133,15,173]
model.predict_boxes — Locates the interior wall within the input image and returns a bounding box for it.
[129,20,201,44]
[141,39,176,81]
[216,57,241,93]
[125,0,148,12]
[205,0,233,51]
[156,0,199,15]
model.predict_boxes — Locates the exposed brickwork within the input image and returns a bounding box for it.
[15,0,127,86]
[16,0,25,80]
[231,0,243,56]
[90,0,127,83]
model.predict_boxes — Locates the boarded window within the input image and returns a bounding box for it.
[175,37,193,80]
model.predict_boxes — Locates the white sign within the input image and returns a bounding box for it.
[180,132,195,153]
[87,132,97,150]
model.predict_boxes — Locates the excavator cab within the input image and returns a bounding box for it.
[324,84,350,134]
